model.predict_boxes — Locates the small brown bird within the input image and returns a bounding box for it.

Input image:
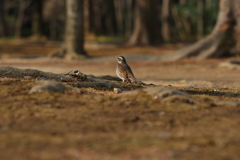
[116,56,136,83]
[116,56,145,85]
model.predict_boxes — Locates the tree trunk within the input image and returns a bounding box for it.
[87,0,95,33]
[114,0,133,36]
[197,0,205,39]
[233,0,240,52]
[172,4,189,40]
[125,0,134,36]
[161,0,172,42]
[105,0,118,35]
[63,0,87,59]
[162,0,238,60]
[15,1,25,38]
[84,0,97,40]
[127,0,160,46]
[92,0,102,35]
[0,0,9,37]
[15,0,32,38]
[32,0,43,38]
[49,18,58,40]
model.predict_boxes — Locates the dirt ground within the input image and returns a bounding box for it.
[0,41,240,160]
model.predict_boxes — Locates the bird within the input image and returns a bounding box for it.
[116,56,145,85]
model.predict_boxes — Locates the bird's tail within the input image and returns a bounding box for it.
[136,80,146,86]
[130,77,146,86]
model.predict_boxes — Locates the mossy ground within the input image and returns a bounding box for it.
[0,79,240,160]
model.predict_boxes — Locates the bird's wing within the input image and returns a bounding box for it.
[118,64,129,79]
[126,65,137,81]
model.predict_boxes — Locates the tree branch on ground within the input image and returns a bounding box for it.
[0,66,141,91]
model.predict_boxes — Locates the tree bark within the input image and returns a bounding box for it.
[52,0,88,59]
[32,0,43,38]
[104,0,118,35]
[0,0,9,37]
[0,66,121,82]
[125,0,134,36]
[161,0,172,42]
[233,0,240,52]
[87,0,95,33]
[0,66,73,80]
[171,5,184,40]
[114,0,133,36]
[127,0,160,46]
[84,0,97,39]
[197,0,205,39]
[162,0,238,60]
[65,0,87,59]
[15,0,32,38]
[0,66,125,91]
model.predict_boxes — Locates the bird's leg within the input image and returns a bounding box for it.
[121,79,131,87]
[126,79,133,87]
[121,79,126,86]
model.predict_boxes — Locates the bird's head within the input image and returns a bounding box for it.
[117,56,126,64]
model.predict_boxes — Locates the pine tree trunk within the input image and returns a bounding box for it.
[51,0,88,59]
[64,0,87,59]
[0,0,9,37]
[232,0,240,53]
[92,0,104,35]
[84,0,96,39]
[125,0,133,37]
[32,0,43,38]
[162,0,238,60]
[88,0,95,33]
[161,0,172,42]
[197,0,205,39]
[15,0,32,38]
[49,18,58,40]
[114,0,123,35]
[106,0,118,35]
[127,0,160,46]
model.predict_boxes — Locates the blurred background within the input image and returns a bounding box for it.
[0,0,220,59]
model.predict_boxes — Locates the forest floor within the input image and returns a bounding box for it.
[0,40,240,160]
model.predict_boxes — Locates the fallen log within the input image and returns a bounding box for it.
[0,66,73,81]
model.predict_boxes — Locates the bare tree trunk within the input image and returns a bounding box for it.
[90,0,118,36]
[125,0,133,37]
[59,0,87,60]
[197,0,205,39]
[172,4,189,40]
[91,0,104,35]
[114,0,123,35]
[84,0,97,40]
[127,0,160,46]
[161,0,172,42]
[0,0,9,37]
[15,0,32,38]
[162,0,237,60]
[115,0,133,36]
[49,18,58,40]
[32,0,43,38]
[106,0,118,35]
[15,1,25,38]
[232,0,240,53]
[88,0,95,33]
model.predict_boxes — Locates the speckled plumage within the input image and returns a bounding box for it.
[116,56,137,83]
